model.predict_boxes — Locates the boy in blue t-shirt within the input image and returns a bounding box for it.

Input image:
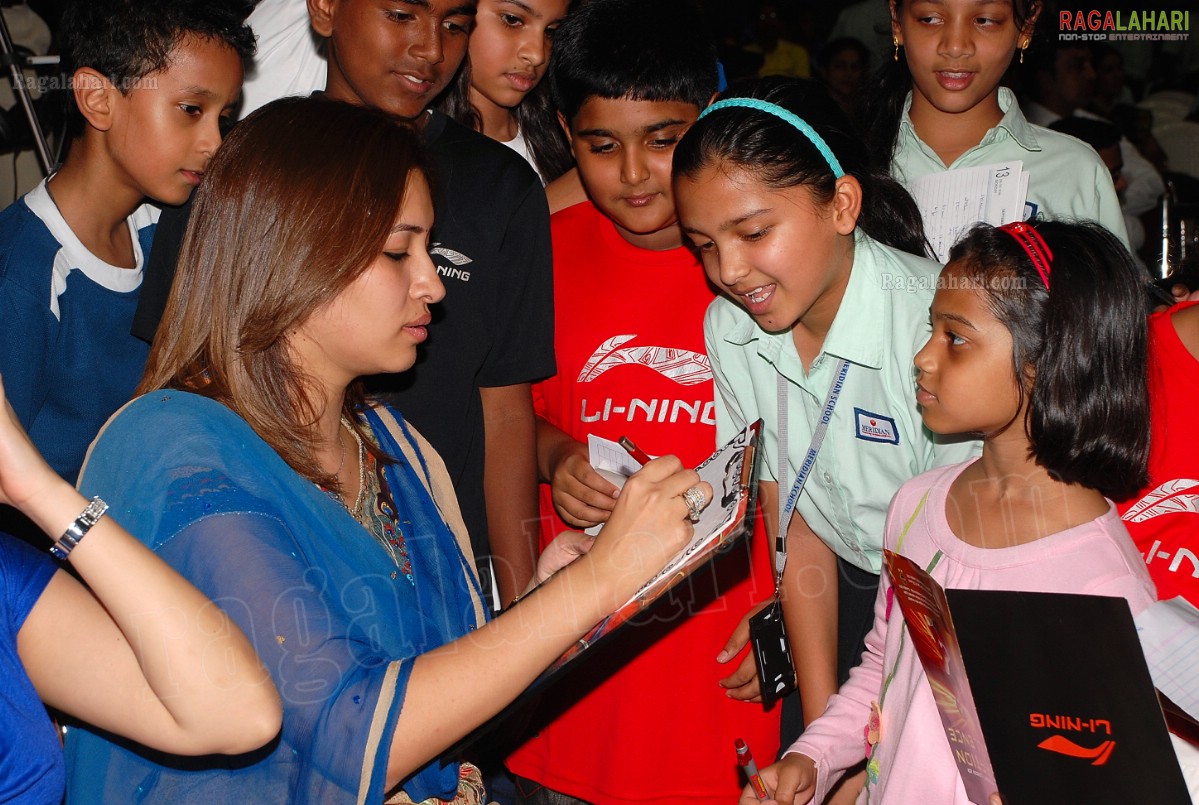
[0,0,252,484]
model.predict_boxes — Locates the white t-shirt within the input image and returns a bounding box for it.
[500,128,545,185]
[239,0,326,119]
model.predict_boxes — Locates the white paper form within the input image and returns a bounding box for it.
[588,434,643,477]
[583,435,644,535]
[1135,596,1199,721]
[910,161,1029,263]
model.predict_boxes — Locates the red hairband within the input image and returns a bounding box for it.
[998,221,1053,289]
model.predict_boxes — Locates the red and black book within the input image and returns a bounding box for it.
[886,551,1190,804]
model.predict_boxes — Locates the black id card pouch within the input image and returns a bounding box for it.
[748,598,795,711]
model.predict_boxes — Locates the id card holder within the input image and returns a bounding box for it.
[748,597,796,711]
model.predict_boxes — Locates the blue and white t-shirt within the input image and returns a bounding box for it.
[0,180,158,482]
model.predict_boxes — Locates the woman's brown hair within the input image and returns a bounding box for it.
[139,95,428,489]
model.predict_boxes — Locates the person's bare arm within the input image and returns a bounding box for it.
[1172,302,1199,358]
[385,457,709,787]
[544,167,586,215]
[0,375,281,756]
[481,383,540,604]
[19,558,281,756]
[762,480,840,726]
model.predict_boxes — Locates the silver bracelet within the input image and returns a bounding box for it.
[49,497,108,560]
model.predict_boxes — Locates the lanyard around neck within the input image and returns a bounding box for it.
[774,358,850,592]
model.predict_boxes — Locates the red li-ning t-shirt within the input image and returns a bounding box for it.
[1118,301,1199,608]
[509,201,779,805]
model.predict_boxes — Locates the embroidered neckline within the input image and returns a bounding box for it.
[318,418,414,585]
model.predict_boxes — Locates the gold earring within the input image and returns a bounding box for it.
[893,37,900,62]
[1019,40,1029,64]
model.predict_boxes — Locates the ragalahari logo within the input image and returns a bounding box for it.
[1058,8,1189,41]
[1030,714,1116,766]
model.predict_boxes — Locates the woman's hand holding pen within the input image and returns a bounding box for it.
[579,455,710,608]
[513,436,700,607]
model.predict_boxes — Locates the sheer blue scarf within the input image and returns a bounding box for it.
[65,391,486,804]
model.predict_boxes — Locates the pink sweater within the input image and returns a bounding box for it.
[788,461,1157,804]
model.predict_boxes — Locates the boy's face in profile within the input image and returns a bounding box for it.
[105,35,243,206]
[564,96,700,251]
[310,0,476,120]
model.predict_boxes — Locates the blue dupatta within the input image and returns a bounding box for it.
[64,391,487,804]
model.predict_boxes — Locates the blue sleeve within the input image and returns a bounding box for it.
[155,510,414,803]
[0,532,57,635]
[0,531,63,805]
[63,510,412,805]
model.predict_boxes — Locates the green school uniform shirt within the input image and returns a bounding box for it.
[891,87,1130,247]
[705,233,978,573]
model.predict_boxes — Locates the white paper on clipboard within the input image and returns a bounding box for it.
[583,435,644,535]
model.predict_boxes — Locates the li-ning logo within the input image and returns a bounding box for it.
[1030,714,1116,766]
[1121,478,1199,523]
[578,335,711,386]
[577,335,715,425]
[430,244,473,282]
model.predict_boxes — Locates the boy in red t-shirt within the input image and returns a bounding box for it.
[506,2,780,804]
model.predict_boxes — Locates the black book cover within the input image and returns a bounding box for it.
[946,589,1190,804]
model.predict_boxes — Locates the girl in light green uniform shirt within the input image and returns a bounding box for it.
[868,0,1128,246]
[673,80,978,773]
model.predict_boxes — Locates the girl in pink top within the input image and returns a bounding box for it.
[746,220,1158,804]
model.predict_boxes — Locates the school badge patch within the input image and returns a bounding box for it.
[854,408,899,445]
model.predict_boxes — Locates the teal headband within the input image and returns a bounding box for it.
[698,97,846,179]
